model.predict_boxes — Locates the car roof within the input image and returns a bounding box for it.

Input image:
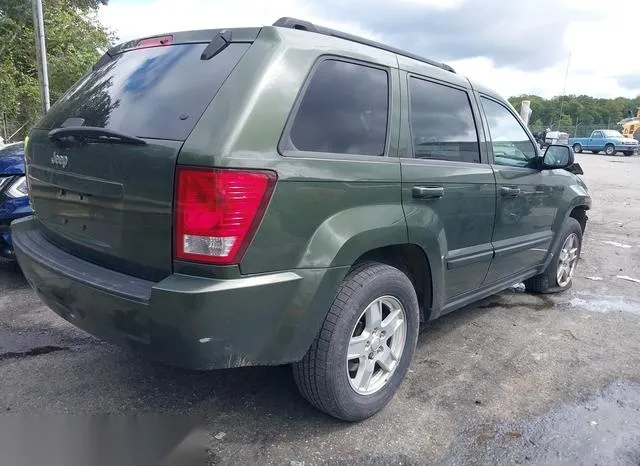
[467,79,505,101]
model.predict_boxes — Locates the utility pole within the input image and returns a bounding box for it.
[32,0,50,114]
[519,100,532,126]
[557,53,571,127]
[2,112,8,142]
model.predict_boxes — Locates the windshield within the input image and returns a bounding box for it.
[602,130,623,137]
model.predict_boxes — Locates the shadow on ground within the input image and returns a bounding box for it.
[0,258,28,291]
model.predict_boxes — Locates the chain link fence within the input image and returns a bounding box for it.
[528,122,620,138]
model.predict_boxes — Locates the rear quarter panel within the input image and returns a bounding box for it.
[180,27,409,275]
[568,137,588,146]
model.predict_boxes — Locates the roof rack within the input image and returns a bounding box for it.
[272,17,455,74]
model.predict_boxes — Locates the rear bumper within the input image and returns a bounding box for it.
[12,216,348,370]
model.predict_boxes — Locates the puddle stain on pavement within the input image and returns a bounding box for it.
[442,380,640,466]
[569,293,640,316]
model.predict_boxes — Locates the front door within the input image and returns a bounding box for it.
[478,96,558,284]
[400,75,496,304]
[586,131,604,151]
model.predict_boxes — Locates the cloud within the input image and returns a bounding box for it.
[98,0,640,98]
[99,0,374,44]
[616,75,640,91]
[305,0,595,71]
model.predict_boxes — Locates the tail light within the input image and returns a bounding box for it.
[174,167,276,265]
[23,135,31,196]
[135,35,173,49]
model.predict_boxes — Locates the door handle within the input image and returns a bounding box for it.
[412,186,444,199]
[500,186,521,197]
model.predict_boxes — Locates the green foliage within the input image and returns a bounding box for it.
[558,114,572,127]
[508,94,640,136]
[0,0,114,141]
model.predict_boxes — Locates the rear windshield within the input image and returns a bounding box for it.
[37,42,250,141]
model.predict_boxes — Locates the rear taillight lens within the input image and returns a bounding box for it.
[174,167,276,265]
[24,136,31,196]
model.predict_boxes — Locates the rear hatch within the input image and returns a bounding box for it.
[26,29,257,281]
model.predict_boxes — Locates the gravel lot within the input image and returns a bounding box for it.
[1,152,640,465]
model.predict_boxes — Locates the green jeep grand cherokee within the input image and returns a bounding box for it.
[13,17,591,421]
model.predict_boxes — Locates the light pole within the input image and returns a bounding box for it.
[32,0,50,114]
[557,53,571,129]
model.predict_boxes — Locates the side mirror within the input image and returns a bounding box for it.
[542,144,574,170]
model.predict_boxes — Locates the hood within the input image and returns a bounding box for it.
[0,142,25,175]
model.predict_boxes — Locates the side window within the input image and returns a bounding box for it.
[286,59,388,156]
[409,77,480,163]
[592,131,602,138]
[481,97,537,168]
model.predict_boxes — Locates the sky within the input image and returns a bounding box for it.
[98,0,640,99]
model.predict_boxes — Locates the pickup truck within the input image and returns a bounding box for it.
[569,129,639,156]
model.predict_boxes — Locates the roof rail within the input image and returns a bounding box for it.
[272,17,456,74]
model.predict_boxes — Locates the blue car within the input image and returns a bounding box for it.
[0,142,32,259]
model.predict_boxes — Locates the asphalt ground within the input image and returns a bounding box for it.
[1,152,640,465]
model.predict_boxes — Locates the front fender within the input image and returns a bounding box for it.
[563,179,592,220]
[296,204,408,268]
[542,176,591,270]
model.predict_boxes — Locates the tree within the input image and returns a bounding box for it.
[509,94,640,133]
[558,114,573,128]
[0,0,115,141]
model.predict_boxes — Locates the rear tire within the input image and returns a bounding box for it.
[572,143,582,153]
[293,262,420,422]
[624,151,633,156]
[524,218,582,294]
[605,144,616,155]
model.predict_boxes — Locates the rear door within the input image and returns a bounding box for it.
[478,95,558,284]
[26,36,253,281]
[399,73,496,303]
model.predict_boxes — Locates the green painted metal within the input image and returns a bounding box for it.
[12,24,592,370]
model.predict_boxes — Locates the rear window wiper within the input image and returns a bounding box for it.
[48,126,147,146]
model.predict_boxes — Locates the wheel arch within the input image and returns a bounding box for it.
[354,244,434,322]
[543,200,590,272]
[569,205,589,234]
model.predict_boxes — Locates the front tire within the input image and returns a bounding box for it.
[293,262,420,421]
[572,143,582,153]
[524,218,583,293]
[605,144,616,155]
